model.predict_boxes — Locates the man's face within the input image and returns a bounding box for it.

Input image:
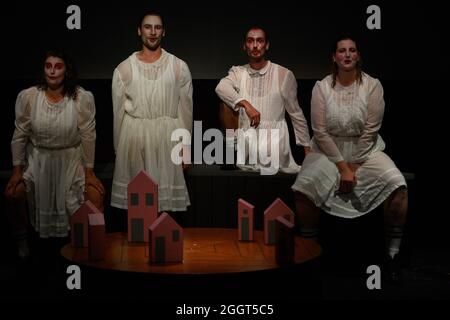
[244,29,269,61]
[138,15,165,51]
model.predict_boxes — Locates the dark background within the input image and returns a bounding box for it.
[2,0,447,80]
[0,0,448,302]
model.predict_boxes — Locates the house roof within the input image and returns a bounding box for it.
[238,198,255,210]
[149,212,182,232]
[264,198,294,218]
[128,170,158,189]
[72,200,102,218]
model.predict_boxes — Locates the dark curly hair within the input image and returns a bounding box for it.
[37,49,79,100]
[331,35,363,88]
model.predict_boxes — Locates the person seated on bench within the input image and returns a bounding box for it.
[4,50,104,260]
[291,35,408,283]
[216,26,311,174]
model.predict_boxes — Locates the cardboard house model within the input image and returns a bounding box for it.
[238,199,254,241]
[264,198,295,245]
[88,213,106,261]
[128,170,158,243]
[70,200,102,248]
[275,216,295,265]
[149,212,183,263]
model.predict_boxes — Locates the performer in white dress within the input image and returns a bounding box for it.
[216,27,310,174]
[111,12,192,211]
[4,50,104,258]
[291,36,408,282]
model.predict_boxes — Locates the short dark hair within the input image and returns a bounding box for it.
[138,11,164,29]
[37,49,78,100]
[244,26,269,44]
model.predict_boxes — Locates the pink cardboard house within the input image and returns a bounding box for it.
[264,198,295,245]
[88,213,106,261]
[238,199,254,241]
[275,216,295,265]
[148,212,183,263]
[70,200,102,248]
[127,170,158,243]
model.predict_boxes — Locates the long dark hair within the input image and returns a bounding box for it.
[37,49,78,99]
[331,35,363,88]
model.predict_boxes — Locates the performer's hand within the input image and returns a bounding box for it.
[182,162,190,170]
[85,169,105,195]
[180,146,191,171]
[5,166,24,199]
[337,162,356,194]
[238,100,260,128]
[348,162,361,174]
[304,146,311,156]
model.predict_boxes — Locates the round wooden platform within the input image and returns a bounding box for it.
[61,228,321,274]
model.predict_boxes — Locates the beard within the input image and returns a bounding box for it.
[143,38,162,51]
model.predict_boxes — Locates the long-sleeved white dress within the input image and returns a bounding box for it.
[292,73,406,218]
[215,61,310,174]
[11,86,96,237]
[111,50,192,211]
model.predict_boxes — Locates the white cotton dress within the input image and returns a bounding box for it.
[111,50,193,211]
[215,61,310,174]
[11,86,96,237]
[292,73,407,218]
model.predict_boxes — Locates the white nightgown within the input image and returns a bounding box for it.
[215,61,310,174]
[111,50,192,211]
[11,86,96,237]
[292,73,407,218]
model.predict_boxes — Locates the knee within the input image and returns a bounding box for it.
[393,187,408,204]
[85,185,104,211]
[387,187,408,215]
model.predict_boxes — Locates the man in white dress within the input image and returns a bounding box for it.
[215,27,310,174]
[111,12,192,212]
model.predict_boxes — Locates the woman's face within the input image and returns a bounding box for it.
[44,56,66,89]
[333,39,359,72]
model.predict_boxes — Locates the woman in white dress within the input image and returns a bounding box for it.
[291,36,408,282]
[4,50,104,259]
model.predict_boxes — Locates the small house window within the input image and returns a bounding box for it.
[172,230,180,242]
[130,193,139,206]
[146,193,154,206]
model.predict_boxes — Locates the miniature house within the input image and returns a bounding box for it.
[88,213,106,261]
[238,199,254,241]
[275,216,295,265]
[70,200,102,248]
[127,170,158,243]
[264,198,295,245]
[148,212,183,263]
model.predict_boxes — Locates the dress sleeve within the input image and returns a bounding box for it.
[112,68,126,152]
[215,66,245,111]
[11,89,32,166]
[281,70,311,146]
[177,61,193,133]
[311,82,344,163]
[77,90,96,168]
[353,79,385,163]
